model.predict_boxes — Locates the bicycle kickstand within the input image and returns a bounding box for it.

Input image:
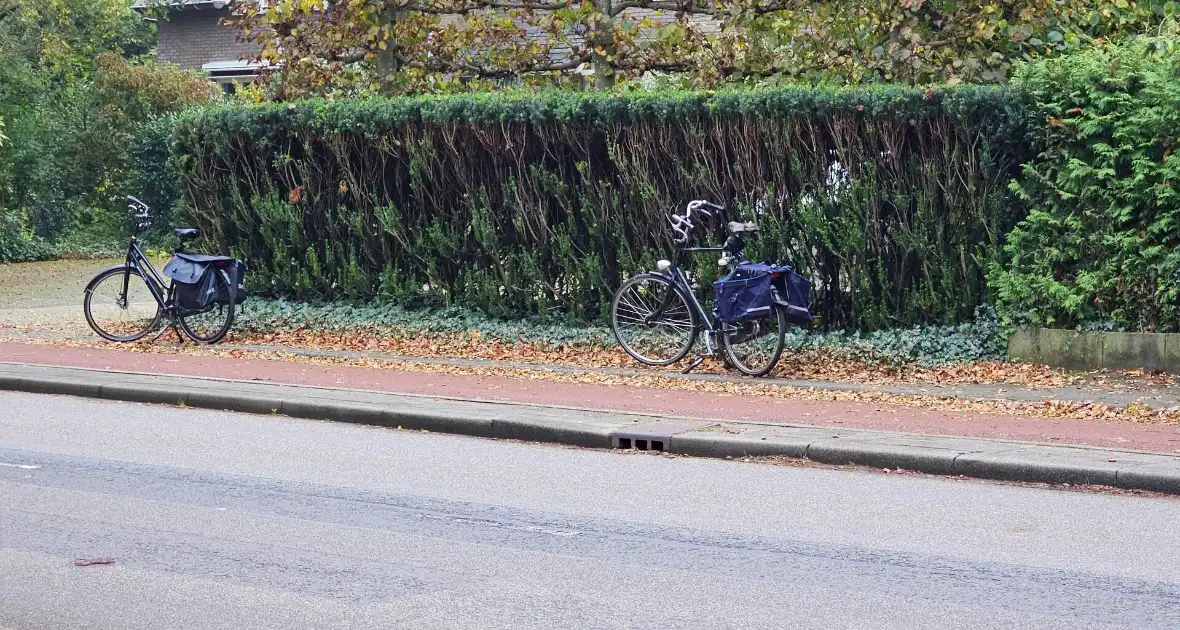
[147,319,185,344]
[681,355,705,374]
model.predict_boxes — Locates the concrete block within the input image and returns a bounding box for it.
[0,372,23,392]
[950,446,1168,486]
[100,381,192,406]
[18,375,104,398]
[492,414,616,448]
[383,407,497,438]
[670,431,813,459]
[281,397,387,426]
[609,420,711,451]
[184,389,286,415]
[1163,334,1180,374]
[1116,462,1180,493]
[1102,332,1165,371]
[1007,328,1040,363]
[806,436,965,474]
[1035,328,1103,371]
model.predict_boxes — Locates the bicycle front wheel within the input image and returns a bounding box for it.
[610,273,698,366]
[178,273,235,344]
[83,266,162,342]
[721,306,787,377]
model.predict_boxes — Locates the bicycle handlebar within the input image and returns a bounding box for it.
[669,199,726,244]
[127,196,152,235]
[127,195,150,218]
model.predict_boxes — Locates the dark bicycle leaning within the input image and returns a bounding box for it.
[82,196,246,345]
[609,200,813,377]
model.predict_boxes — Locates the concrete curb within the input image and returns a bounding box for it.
[3,363,1180,494]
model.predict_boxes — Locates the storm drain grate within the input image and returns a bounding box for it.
[610,420,710,453]
[615,437,665,452]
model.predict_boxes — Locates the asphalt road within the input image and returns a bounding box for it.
[1,391,1179,629]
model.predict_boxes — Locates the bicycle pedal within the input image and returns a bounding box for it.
[682,356,705,374]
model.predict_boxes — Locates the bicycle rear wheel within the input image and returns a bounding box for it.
[721,306,787,377]
[611,273,698,366]
[83,266,162,342]
[178,272,235,344]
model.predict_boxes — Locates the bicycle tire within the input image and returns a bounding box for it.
[83,266,163,342]
[721,305,787,377]
[611,273,699,366]
[177,271,236,344]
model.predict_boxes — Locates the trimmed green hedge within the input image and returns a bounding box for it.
[991,38,1180,332]
[161,86,1036,329]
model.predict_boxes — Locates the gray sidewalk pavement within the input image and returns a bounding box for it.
[3,361,1180,494]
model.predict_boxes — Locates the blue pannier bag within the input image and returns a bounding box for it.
[776,266,813,326]
[714,262,813,326]
[714,263,774,324]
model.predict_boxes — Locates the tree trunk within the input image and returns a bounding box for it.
[593,58,615,89]
[376,4,401,92]
[592,0,615,89]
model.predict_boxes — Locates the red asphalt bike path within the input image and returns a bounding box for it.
[3,341,1180,455]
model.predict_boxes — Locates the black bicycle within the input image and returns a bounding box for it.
[609,200,812,377]
[82,196,240,344]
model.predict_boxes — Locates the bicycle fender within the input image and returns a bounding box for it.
[637,271,671,280]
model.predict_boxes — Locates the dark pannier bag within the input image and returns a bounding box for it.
[164,253,245,312]
[714,263,774,324]
[216,259,247,306]
[715,261,814,327]
[777,267,813,326]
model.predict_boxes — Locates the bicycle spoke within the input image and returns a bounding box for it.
[617,292,655,318]
[84,269,160,341]
[629,282,662,311]
[723,310,786,377]
[181,304,231,342]
[611,276,697,366]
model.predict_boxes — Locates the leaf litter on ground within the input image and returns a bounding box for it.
[3,294,1177,422]
[9,329,1179,426]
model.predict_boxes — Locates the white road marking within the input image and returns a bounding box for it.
[0,462,40,470]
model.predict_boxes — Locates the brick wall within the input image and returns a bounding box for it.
[158,8,258,70]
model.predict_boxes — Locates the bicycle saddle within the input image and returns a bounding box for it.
[174,228,201,239]
[727,221,759,234]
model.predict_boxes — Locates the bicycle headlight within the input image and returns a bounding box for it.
[656,259,672,272]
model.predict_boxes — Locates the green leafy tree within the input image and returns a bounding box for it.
[0,0,213,252]
[0,0,152,233]
[228,0,1175,97]
[0,0,152,82]
[227,0,783,98]
[743,0,1174,85]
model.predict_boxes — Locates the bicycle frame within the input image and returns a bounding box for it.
[649,238,743,356]
[121,235,173,314]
